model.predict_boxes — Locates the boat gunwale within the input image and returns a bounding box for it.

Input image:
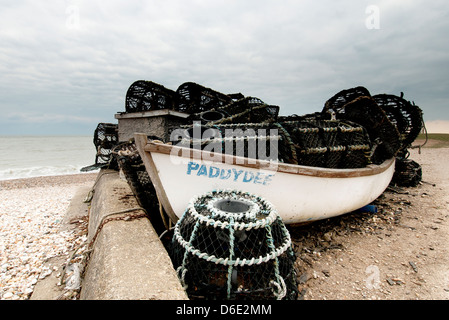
[143,140,395,179]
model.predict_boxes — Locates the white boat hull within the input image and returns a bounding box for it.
[135,134,395,224]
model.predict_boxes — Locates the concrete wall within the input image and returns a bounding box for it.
[80,170,188,300]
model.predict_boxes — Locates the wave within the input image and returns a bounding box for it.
[0,165,99,181]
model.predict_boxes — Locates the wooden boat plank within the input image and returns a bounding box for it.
[135,134,178,221]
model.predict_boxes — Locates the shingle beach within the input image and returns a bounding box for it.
[0,173,97,300]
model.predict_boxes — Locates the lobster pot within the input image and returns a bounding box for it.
[82,123,119,172]
[323,88,401,164]
[373,94,423,155]
[172,119,372,169]
[171,190,298,300]
[171,123,281,163]
[111,141,167,233]
[176,82,234,114]
[279,120,372,169]
[193,97,280,125]
[125,80,178,113]
[323,86,373,112]
[391,158,422,187]
[93,123,118,166]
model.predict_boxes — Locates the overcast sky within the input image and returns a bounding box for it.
[1,0,448,135]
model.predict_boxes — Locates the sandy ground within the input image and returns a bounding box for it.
[289,147,449,300]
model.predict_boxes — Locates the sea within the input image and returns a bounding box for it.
[0,136,99,181]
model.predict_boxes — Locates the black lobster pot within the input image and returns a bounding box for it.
[171,190,298,300]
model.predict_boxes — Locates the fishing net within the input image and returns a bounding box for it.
[278,111,331,123]
[278,119,372,168]
[373,94,423,155]
[390,158,422,187]
[82,123,119,171]
[93,123,118,167]
[191,96,280,125]
[323,88,401,164]
[323,86,372,112]
[111,140,169,233]
[171,119,372,169]
[171,122,281,162]
[176,82,234,114]
[125,80,178,113]
[170,190,298,300]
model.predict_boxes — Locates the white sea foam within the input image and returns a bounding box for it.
[0,165,98,181]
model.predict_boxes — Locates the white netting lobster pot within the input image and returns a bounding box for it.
[170,190,298,300]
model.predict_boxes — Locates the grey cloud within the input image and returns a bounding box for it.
[0,0,448,135]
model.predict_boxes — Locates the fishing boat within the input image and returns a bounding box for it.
[134,133,395,225]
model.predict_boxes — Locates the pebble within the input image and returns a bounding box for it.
[0,178,93,300]
[3,292,13,299]
[409,261,418,273]
[298,272,310,284]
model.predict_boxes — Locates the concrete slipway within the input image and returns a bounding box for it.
[31,169,188,300]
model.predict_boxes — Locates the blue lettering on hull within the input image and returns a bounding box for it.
[186,161,274,186]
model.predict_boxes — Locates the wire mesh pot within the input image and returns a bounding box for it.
[172,119,372,169]
[391,158,422,187]
[81,122,118,172]
[171,190,298,300]
[278,119,372,168]
[111,140,168,233]
[373,94,423,154]
[125,80,178,113]
[323,88,401,164]
[176,82,234,114]
[190,96,280,125]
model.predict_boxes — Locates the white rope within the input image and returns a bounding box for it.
[185,189,279,231]
[173,189,292,267]
[270,277,287,300]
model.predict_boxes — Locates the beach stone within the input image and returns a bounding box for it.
[298,272,310,284]
[3,292,13,299]
[0,175,96,300]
